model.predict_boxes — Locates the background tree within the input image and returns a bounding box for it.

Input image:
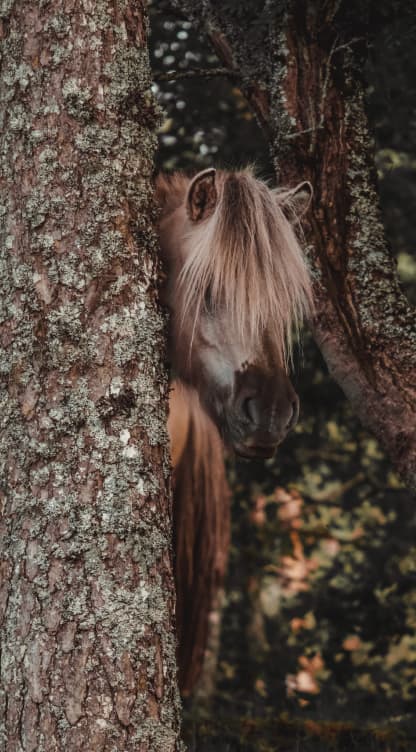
[0,2,182,750]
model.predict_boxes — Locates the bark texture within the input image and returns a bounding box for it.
[0,2,183,750]
[171,0,416,489]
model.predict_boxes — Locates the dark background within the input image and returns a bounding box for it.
[150,3,416,749]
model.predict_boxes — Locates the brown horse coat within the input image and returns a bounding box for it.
[168,382,230,694]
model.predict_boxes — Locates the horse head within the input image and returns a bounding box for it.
[157,168,313,459]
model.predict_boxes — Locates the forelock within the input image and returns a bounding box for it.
[178,168,313,364]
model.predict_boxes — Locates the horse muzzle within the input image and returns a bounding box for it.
[229,391,299,459]
[233,439,278,460]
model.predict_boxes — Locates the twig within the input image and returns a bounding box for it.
[154,66,239,83]
[333,36,366,55]
[284,125,324,141]
[283,35,364,147]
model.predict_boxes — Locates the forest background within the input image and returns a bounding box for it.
[151,2,416,750]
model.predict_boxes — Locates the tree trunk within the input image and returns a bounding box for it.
[172,0,416,489]
[0,2,182,750]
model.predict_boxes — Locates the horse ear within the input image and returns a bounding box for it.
[187,168,217,222]
[276,181,313,219]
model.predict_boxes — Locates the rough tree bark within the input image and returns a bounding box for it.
[171,0,416,489]
[0,2,183,750]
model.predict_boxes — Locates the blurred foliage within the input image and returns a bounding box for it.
[149,2,270,174]
[368,3,416,304]
[150,1,416,749]
[218,338,416,723]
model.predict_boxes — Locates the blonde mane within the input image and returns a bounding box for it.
[161,168,313,365]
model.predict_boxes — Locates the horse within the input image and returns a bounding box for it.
[156,167,313,695]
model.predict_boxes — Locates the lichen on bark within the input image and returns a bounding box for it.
[0,1,183,750]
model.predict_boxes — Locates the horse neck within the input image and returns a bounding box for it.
[168,382,191,468]
[168,381,224,472]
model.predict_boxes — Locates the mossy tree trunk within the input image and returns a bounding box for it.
[0,1,182,750]
[172,0,416,489]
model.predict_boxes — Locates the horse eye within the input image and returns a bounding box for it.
[204,284,214,313]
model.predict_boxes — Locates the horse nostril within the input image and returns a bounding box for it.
[286,400,299,431]
[242,396,257,425]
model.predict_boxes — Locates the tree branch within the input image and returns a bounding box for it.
[154,66,239,83]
